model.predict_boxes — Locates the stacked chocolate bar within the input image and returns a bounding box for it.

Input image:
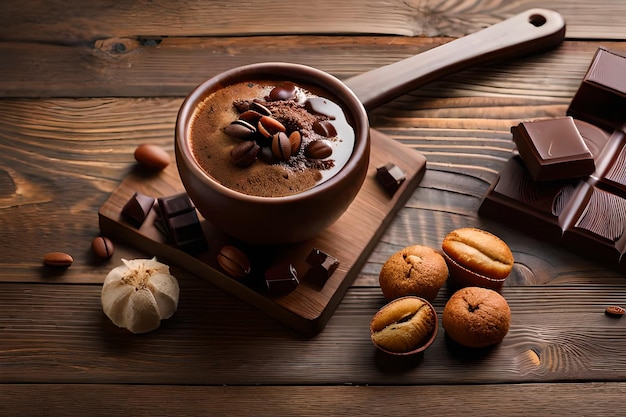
[479,48,626,269]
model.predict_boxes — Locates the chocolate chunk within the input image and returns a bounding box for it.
[479,128,626,271]
[511,117,595,181]
[376,163,406,195]
[304,248,339,288]
[157,193,207,254]
[568,48,626,131]
[122,192,156,227]
[264,263,299,296]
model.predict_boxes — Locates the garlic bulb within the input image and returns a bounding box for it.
[101,257,180,334]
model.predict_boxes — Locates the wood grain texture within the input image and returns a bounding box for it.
[2,1,626,414]
[0,0,624,41]
[2,283,626,385]
[2,38,624,98]
[2,383,626,417]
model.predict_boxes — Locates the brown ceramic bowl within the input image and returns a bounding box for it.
[175,63,370,245]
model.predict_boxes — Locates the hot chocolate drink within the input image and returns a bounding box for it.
[189,80,355,197]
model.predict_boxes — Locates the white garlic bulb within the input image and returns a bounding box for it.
[101,257,180,334]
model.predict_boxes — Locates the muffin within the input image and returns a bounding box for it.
[378,245,448,301]
[442,227,514,290]
[370,296,438,355]
[442,286,511,348]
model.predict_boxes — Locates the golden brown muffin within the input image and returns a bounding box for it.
[442,286,511,348]
[378,245,448,301]
[370,296,437,354]
[442,228,514,290]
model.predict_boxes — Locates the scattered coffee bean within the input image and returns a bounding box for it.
[91,235,114,259]
[605,305,625,317]
[133,144,170,170]
[224,119,257,140]
[249,101,272,116]
[271,132,292,161]
[257,115,286,139]
[43,252,74,267]
[305,140,332,159]
[231,140,260,167]
[288,131,302,154]
[376,162,406,195]
[238,110,264,125]
[312,120,337,137]
[217,245,251,278]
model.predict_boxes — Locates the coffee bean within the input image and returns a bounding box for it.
[91,236,114,259]
[288,131,302,154]
[224,119,256,140]
[312,120,337,137]
[134,144,170,170]
[257,116,286,139]
[238,110,264,125]
[231,141,260,167]
[305,140,333,159]
[605,305,625,317]
[217,245,251,278]
[268,82,297,101]
[249,101,272,116]
[43,252,74,267]
[271,132,292,161]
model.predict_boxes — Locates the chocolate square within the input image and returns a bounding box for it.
[157,193,208,254]
[512,117,595,181]
[568,48,626,131]
[122,191,155,227]
[376,163,406,195]
[264,263,299,296]
[304,248,339,288]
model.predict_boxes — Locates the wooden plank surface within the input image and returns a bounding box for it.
[2,282,626,385]
[2,38,624,98]
[0,0,624,41]
[3,0,626,415]
[2,383,626,417]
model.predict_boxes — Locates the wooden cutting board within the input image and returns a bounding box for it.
[98,129,426,335]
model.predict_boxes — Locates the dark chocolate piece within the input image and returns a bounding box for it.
[512,116,594,181]
[304,248,339,288]
[122,192,155,227]
[376,163,406,195]
[264,263,299,296]
[157,193,207,254]
[479,127,626,270]
[567,48,626,132]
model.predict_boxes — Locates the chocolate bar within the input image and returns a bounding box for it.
[156,193,208,254]
[568,48,626,132]
[511,117,594,181]
[480,47,626,270]
[480,122,626,269]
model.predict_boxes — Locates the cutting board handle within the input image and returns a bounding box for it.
[345,8,566,111]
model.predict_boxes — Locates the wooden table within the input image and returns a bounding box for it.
[2,1,626,415]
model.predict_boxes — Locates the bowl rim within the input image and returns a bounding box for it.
[175,62,370,204]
